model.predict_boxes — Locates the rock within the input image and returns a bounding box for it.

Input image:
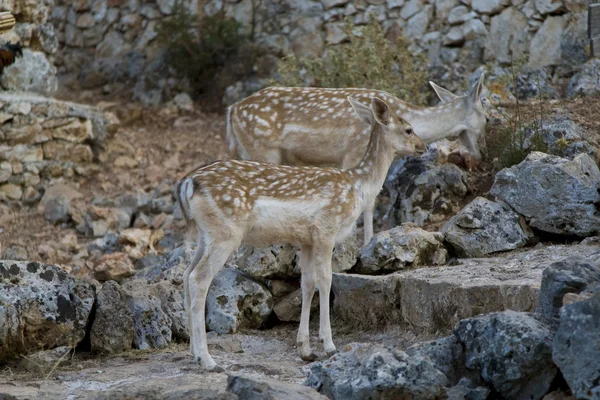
[448,5,476,24]
[173,93,194,112]
[567,59,600,98]
[18,346,71,373]
[90,281,135,354]
[133,245,186,284]
[0,261,94,360]
[382,157,468,228]
[119,228,163,260]
[513,68,560,100]
[114,155,138,168]
[273,288,318,322]
[529,16,566,68]
[357,224,448,274]
[446,378,491,400]
[206,268,273,334]
[230,244,297,280]
[83,206,132,237]
[227,374,327,399]
[553,292,600,400]
[444,26,465,45]
[405,6,432,38]
[0,50,58,96]
[122,281,173,350]
[305,342,448,399]
[484,7,529,65]
[535,0,564,14]
[436,0,460,20]
[405,336,468,384]
[442,197,534,257]
[455,311,556,400]
[400,0,424,19]
[150,280,188,341]
[536,257,600,323]
[93,252,135,282]
[0,183,22,201]
[1,244,28,261]
[471,0,509,14]
[38,183,83,224]
[333,244,599,331]
[490,152,600,237]
[332,234,359,273]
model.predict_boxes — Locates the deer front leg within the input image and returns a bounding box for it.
[297,245,318,361]
[363,200,376,246]
[314,241,337,357]
[188,240,237,372]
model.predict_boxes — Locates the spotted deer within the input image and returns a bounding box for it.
[177,97,425,371]
[226,74,487,245]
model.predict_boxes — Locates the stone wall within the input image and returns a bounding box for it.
[0,92,117,203]
[45,0,595,102]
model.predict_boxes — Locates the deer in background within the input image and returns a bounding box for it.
[177,96,425,371]
[226,74,487,245]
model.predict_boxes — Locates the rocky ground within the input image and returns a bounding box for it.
[1,92,600,400]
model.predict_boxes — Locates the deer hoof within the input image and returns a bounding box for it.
[300,352,319,362]
[207,364,225,373]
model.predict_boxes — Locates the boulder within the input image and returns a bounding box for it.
[442,197,534,257]
[305,342,448,399]
[455,311,556,400]
[1,244,28,261]
[38,183,83,224]
[529,16,567,68]
[273,288,318,322]
[490,152,600,237]
[122,282,173,350]
[405,336,469,385]
[446,378,491,400]
[133,245,187,284]
[332,234,359,273]
[150,280,188,341]
[93,252,136,282]
[206,268,273,334]
[230,244,297,280]
[471,0,509,14]
[381,157,468,228]
[567,59,600,98]
[553,292,600,400]
[90,281,135,354]
[0,261,94,360]
[536,257,600,323]
[227,374,327,400]
[484,7,529,65]
[357,224,448,274]
[0,50,58,96]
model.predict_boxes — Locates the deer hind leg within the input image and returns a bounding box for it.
[188,238,240,371]
[362,200,376,246]
[297,245,318,361]
[314,240,337,357]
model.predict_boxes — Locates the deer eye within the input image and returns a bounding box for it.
[405,128,413,135]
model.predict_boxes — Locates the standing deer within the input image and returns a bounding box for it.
[177,96,425,371]
[226,74,487,245]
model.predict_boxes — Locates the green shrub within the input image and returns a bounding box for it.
[276,15,428,105]
[155,1,257,104]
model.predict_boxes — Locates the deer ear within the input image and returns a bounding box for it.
[371,97,390,126]
[430,81,460,103]
[348,96,374,126]
[469,73,485,104]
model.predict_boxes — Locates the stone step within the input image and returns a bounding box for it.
[332,244,600,333]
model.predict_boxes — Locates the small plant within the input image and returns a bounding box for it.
[155,1,257,104]
[276,15,428,105]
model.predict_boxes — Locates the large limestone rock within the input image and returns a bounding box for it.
[553,292,600,400]
[536,257,600,323]
[471,0,509,14]
[484,7,529,65]
[405,336,469,385]
[529,16,567,68]
[229,244,298,280]
[567,59,600,98]
[381,157,468,228]
[122,282,173,350]
[305,342,448,399]
[0,261,94,359]
[442,197,534,257]
[455,311,557,399]
[90,281,135,354]
[0,49,58,96]
[227,374,327,399]
[490,152,600,237]
[206,268,273,334]
[334,244,599,331]
[357,224,448,274]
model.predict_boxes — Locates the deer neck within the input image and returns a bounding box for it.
[347,125,396,211]
[395,98,467,144]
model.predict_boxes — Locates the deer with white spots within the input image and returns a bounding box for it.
[226,74,488,245]
[177,96,425,371]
